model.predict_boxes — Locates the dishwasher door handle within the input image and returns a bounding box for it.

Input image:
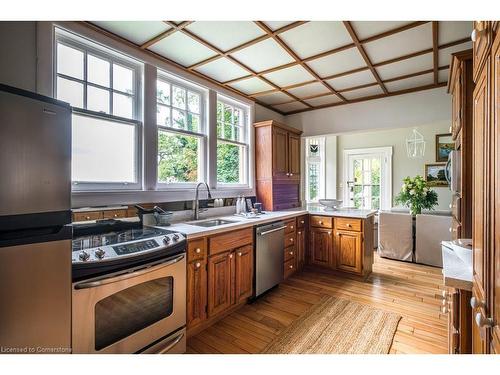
[259,226,287,236]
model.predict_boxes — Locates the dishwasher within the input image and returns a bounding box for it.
[254,221,286,297]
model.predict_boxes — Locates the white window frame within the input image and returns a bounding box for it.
[304,137,326,203]
[343,146,393,210]
[156,71,207,189]
[216,95,250,189]
[54,28,143,191]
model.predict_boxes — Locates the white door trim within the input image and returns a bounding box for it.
[343,146,393,210]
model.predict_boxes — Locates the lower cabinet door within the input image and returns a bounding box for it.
[235,245,253,303]
[187,260,207,327]
[207,251,233,317]
[310,228,332,267]
[334,230,362,274]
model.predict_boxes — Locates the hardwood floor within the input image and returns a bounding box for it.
[187,254,448,354]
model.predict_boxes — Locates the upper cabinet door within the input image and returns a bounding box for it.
[473,21,491,83]
[288,133,301,180]
[272,127,289,179]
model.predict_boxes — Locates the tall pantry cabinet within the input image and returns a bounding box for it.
[254,120,302,211]
[469,20,500,355]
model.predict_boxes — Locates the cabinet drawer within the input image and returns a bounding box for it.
[73,211,102,222]
[284,232,295,248]
[297,215,307,228]
[209,228,253,256]
[102,209,127,219]
[284,246,295,262]
[310,215,333,228]
[188,238,207,262]
[335,217,362,232]
[284,258,296,279]
[284,218,296,234]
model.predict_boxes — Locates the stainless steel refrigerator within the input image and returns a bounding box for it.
[0,84,72,353]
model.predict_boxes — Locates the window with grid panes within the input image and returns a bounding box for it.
[55,28,142,189]
[305,137,325,202]
[216,99,249,186]
[156,74,205,185]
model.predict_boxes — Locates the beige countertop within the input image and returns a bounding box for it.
[441,240,473,291]
[155,205,376,239]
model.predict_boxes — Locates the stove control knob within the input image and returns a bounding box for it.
[173,234,180,241]
[163,236,171,244]
[95,248,106,259]
[79,250,90,262]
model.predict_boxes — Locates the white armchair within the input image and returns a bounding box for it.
[415,214,452,267]
[378,212,414,262]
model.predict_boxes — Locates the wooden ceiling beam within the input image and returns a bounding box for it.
[432,21,439,84]
[254,21,347,102]
[343,21,388,94]
[140,21,193,49]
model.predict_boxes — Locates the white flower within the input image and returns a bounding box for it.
[402,184,406,190]
[410,189,415,195]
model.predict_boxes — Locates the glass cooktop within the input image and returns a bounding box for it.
[72,227,172,252]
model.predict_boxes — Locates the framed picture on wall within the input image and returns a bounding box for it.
[435,133,455,162]
[425,163,448,187]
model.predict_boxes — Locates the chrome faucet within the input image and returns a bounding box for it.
[193,182,212,220]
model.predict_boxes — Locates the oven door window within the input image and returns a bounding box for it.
[95,277,173,351]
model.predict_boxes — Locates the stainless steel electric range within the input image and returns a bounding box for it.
[71,220,187,354]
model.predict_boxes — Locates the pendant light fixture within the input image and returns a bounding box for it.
[406,128,426,159]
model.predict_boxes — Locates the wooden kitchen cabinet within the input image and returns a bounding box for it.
[255,120,303,210]
[187,259,207,327]
[309,227,332,267]
[334,230,362,275]
[207,251,233,318]
[307,215,374,278]
[234,245,253,303]
[473,21,492,82]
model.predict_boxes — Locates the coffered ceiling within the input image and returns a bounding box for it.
[86,21,472,115]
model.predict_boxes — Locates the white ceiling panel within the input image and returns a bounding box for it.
[273,101,308,112]
[363,23,433,64]
[186,22,265,52]
[93,21,171,45]
[438,69,449,84]
[351,21,412,40]
[305,94,343,107]
[262,65,315,87]
[438,41,472,66]
[280,21,352,59]
[375,53,433,80]
[228,77,274,95]
[342,85,384,100]
[385,72,433,92]
[439,21,472,44]
[148,32,217,66]
[195,57,249,82]
[231,39,295,72]
[326,69,375,90]
[287,82,330,98]
[256,91,292,105]
[306,47,366,78]
[264,21,295,31]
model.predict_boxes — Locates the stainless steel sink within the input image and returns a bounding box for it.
[189,219,237,227]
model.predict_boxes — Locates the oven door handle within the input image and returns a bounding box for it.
[157,331,185,354]
[74,254,185,290]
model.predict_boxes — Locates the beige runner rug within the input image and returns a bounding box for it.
[262,296,401,354]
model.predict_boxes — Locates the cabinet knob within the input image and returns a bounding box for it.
[298,231,301,235]
[346,223,352,227]
[442,306,449,314]
[319,221,323,225]
[85,216,91,220]
[300,220,304,224]
[328,231,332,235]
[286,173,290,176]
[475,312,494,328]
[290,238,294,242]
[290,173,293,177]
[195,262,201,269]
[238,252,242,257]
[289,265,293,269]
[289,251,293,255]
[195,248,201,254]
[290,225,294,230]
[229,254,233,259]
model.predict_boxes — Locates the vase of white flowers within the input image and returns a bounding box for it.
[395,175,438,216]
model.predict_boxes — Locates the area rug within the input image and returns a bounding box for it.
[262,296,401,354]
